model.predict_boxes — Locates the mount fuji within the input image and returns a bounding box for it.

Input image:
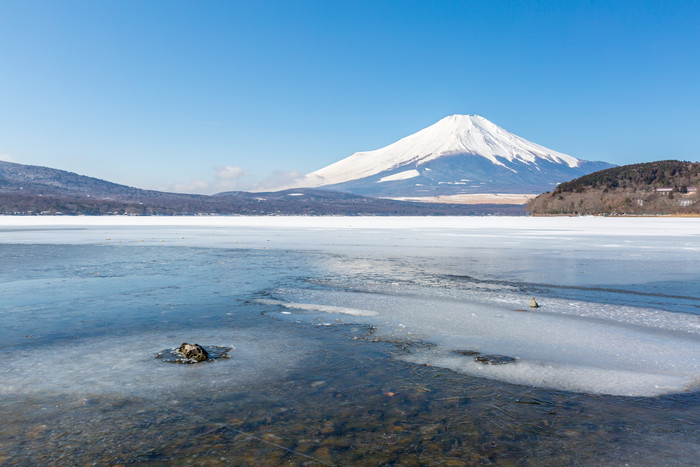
[285,115,613,198]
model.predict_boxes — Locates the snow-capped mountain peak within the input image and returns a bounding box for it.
[296,115,581,188]
[281,115,612,197]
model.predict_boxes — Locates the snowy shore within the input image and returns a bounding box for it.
[2,214,700,235]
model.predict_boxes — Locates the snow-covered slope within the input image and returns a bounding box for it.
[285,115,613,197]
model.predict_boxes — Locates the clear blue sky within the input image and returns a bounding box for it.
[1,0,699,193]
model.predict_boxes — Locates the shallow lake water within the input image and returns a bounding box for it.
[1,217,699,465]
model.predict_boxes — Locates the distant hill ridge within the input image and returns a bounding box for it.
[0,159,172,199]
[527,160,700,215]
[0,160,523,216]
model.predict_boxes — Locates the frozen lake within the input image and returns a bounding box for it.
[1,216,699,465]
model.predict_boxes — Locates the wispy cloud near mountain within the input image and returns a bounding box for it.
[168,165,250,194]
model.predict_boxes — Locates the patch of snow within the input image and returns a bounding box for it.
[377,169,420,183]
[273,285,700,397]
[256,299,378,317]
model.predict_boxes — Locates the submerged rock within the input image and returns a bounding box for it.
[530,297,539,308]
[453,349,481,356]
[453,349,518,365]
[474,354,518,365]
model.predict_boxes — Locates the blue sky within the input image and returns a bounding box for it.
[1,1,698,193]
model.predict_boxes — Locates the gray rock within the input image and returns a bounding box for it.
[156,344,232,364]
[177,343,209,362]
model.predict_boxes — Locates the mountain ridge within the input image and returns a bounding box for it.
[284,115,613,197]
[0,160,524,216]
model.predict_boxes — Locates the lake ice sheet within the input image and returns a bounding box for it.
[2,216,700,465]
[1,216,699,399]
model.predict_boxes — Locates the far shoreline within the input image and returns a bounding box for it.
[2,214,700,232]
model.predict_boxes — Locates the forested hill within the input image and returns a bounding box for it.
[527,160,700,215]
[0,160,524,216]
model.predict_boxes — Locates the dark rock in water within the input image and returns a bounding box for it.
[156,344,233,364]
[358,333,436,353]
[453,349,481,356]
[178,343,209,362]
[453,349,517,365]
[530,297,539,308]
[474,354,517,365]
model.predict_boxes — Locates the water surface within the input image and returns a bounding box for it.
[1,217,699,465]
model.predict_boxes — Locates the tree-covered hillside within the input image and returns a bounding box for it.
[0,161,525,216]
[553,160,700,194]
[528,160,700,215]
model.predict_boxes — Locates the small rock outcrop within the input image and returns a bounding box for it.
[177,343,209,362]
[156,344,232,364]
[530,297,539,308]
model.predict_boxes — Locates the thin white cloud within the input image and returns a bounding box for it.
[0,154,14,162]
[171,180,211,193]
[250,170,304,192]
[213,166,249,192]
[167,166,250,194]
[216,165,247,181]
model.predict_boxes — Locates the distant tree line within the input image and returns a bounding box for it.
[528,160,700,216]
[553,160,700,195]
[0,192,526,216]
